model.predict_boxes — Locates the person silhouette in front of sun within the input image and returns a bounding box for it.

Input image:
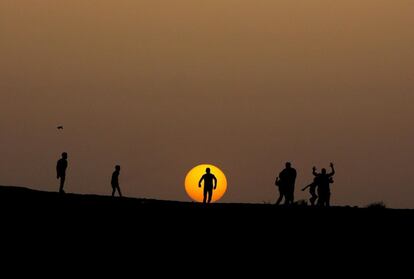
[278,162,297,205]
[198,168,217,204]
[111,165,123,197]
[313,163,335,207]
[56,152,68,194]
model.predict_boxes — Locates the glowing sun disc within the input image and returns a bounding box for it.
[184,164,227,203]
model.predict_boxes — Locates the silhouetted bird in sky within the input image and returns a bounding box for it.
[57,126,64,130]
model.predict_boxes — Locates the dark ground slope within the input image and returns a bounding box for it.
[1,185,412,230]
[0,185,412,271]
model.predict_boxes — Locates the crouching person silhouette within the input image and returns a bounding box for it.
[302,168,319,206]
[198,168,217,203]
[111,165,123,197]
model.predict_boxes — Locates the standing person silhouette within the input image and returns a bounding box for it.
[198,168,217,204]
[278,162,297,205]
[56,152,68,194]
[111,165,122,197]
[313,163,335,207]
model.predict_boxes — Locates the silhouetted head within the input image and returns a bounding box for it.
[115,165,121,171]
[206,168,211,174]
[285,162,291,169]
[321,168,327,175]
[62,152,68,159]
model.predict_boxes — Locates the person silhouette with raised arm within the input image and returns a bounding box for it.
[278,162,297,205]
[198,168,217,204]
[111,165,123,197]
[56,152,68,194]
[313,163,335,207]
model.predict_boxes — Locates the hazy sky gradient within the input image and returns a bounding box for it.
[1,1,413,207]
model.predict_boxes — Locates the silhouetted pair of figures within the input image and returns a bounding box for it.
[275,162,297,205]
[301,163,335,207]
[56,152,122,197]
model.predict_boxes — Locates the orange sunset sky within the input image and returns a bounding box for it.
[1,1,413,207]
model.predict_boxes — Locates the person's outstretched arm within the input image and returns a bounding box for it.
[302,184,311,191]
[213,176,217,189]
[198,175,204,188]
[329,163,335,176]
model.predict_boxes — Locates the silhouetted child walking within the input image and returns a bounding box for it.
[56,152,68,194]
[275,177,287,205]
[111,165,123,197]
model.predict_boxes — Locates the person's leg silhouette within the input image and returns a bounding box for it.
[289,188,295,204]
[275,194,283,205]
[208,189,213,203]
[203,188,213,203]
[310,195,317,206]
[276,186,285,205]
[203,188,208,203]
[59,176,65,194]
[317,195,323,206]
[284,191,292,205]
[310,188,318,206]
[326,193,331,207]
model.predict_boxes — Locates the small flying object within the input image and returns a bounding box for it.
[57,126,64,130]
